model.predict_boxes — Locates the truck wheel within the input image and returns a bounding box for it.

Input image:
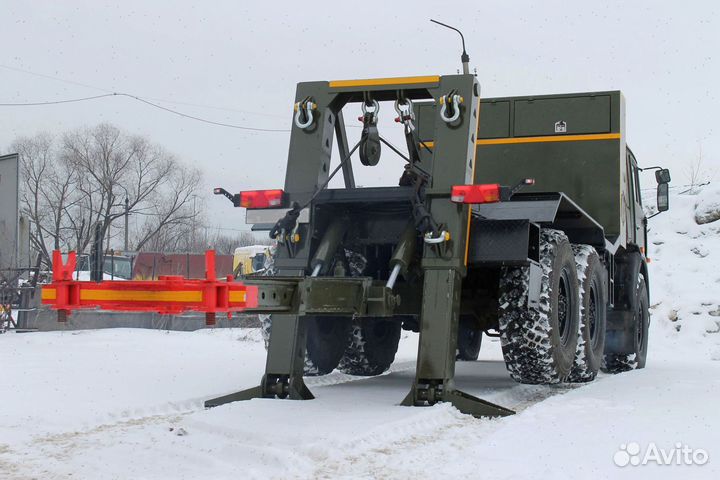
[260,314,272,348]
[603,273,649,373]
[305,316,353,375]
[498,229,580,384]
[260,315,352,376]
[338,317,402,376]
[568,245,607,382]
[456,318,482,361]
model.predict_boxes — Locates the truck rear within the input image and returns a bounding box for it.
[209,76,670,415]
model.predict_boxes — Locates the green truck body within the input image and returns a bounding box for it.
[416,90,645,250]
[212,75,669,417]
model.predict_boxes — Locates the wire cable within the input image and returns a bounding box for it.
[121,93,290,132]
[0,63,289,119]
[0,92,291,132]
[379,136,410,162]
[0,93,116,107]
[300,137,363,210]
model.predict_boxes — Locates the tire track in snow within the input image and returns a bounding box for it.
[1,360,418,479]
[4,358,580,480]
[305,403,499,479]
[300,374,588,479]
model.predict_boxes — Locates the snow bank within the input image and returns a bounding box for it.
[694,183,720,224]
[648,183,720,338]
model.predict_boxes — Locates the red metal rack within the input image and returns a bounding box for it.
[41,250,258,325]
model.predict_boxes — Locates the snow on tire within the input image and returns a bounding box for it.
[568,244,607,382]
[337,317,401,376]
[498,229,580,384]
[260,314,272,349]
[603,272,649,373]
[258,247,276,349]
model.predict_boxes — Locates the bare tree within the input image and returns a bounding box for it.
[13,133,75,266]
[130,167,202,252]
[208,231,267,254]
[684,141,716,193]
[14,124,204,264]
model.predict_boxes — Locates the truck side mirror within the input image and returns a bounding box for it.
[655,168,671,184]
[657,182,669,212]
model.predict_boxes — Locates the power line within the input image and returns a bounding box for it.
[0,93,116,107]
[121,94,290,132]
[0,64,367,132]
[0,91,291,132]
[0,64,110,93]
[0,63,289,119]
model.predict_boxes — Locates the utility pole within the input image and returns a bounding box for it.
[124,196,129,251]
[191,195,197,252]
[91,223,103,282]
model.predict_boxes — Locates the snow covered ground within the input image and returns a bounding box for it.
[1,186,719,479]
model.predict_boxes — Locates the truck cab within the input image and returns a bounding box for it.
[73,254,132,281]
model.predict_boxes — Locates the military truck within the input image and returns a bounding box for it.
[212,74,670,416]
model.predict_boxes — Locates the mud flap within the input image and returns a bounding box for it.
[527,260,542,308]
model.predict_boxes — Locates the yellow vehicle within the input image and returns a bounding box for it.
[233,245,270,277]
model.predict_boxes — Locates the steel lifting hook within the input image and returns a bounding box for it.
[294,99,317,129]
[439,94,463,123]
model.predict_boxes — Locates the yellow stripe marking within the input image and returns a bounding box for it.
[422,132,621,149]
[478,133,621,145]
[228,291,247,303]
[329,75,440,88]
[80,290,202,303]
[42,288,56,300]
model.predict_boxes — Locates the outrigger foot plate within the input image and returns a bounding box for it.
[401,387,515,418]
[205,374,314,408]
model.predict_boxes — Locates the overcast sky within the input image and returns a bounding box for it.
[1,0,717,229]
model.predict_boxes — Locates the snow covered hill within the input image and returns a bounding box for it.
[1,186,719,479]
[647,184,720,338]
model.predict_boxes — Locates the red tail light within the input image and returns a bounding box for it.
[239,189,285,209]
[450,184,501,204]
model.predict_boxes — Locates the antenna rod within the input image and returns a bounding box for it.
[430,19,470,74]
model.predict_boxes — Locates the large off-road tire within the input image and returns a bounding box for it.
[337,317,402,376]
[260,315,351,376]
[456,318,483,361]
[260,314,273,349]
[603,272,649,373]
[498,229,580,384]
[304,316,353,375]
[568,245,608,382]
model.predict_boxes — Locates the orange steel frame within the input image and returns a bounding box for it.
[42,250,258,325]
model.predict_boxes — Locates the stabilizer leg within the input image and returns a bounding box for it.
[205,314,313,408]
[401,269,515,418]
